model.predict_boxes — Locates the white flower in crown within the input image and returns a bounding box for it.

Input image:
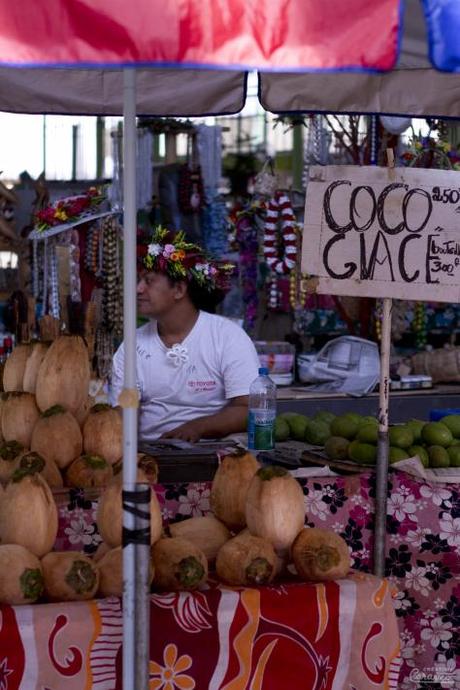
[166,344,189,367]
[195,262,210,275]
[148,242,162,256]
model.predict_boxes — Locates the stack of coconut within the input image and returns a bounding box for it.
[0,337,125,489]
[129,448,351,593]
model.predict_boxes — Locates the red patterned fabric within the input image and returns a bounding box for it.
[0,574,400,690]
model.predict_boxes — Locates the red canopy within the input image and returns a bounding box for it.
[0,0,399,71]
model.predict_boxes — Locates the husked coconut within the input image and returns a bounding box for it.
[0,472,58,557]
[1,392,40,447]
[245,466,305,556]
[97,546,154,597]
[22,342,50,394]
[3,343,32,392]
[96,469,162,547]
[31,405,82,469]
[14,451,63,489]
[152,537,207,591]
[35,335,90,414]
[0,544,44,605]
[169,516,231,561]
[66,454,113,488]
[41,551,99,601]
[83,404,122,465]
[210,448,260,531]
[0,440,25,484]
[137,453,159,483]
[292,528,351,582]
[93,541,111,563]
[216,531,277,586]
[74,395,95,427]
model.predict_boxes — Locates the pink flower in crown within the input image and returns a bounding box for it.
[163,244,176,258]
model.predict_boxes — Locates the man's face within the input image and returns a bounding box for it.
[137,271,184,318]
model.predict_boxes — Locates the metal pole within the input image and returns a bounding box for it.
[374,296,392,576]
[96,116,105,180]
[122,67,140,690]
[71,124,78,181]
[134,484,151,690]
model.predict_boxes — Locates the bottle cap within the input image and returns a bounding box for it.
[258,367,269,376]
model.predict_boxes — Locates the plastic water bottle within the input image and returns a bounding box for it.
[248,367,277,451]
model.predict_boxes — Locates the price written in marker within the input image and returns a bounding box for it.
[302,165,460,302]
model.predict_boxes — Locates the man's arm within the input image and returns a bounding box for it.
[160,395,249,443]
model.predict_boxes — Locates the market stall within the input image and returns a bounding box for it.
[1,2,460,690]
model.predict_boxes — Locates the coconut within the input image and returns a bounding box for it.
[35,335,90,414]
[41,552,99,602]
[245,465,305,556]
[14,451,63,489]
[93,541,111,563]
[0,472,58,557]
[151,537,208,591]
[216,531,278,586]
[0,544,44,605]
[292,528,351,582]
[66,454,113,488]
[3,343,33,392]
[210,448,260,531]
[22,342,50,394]
[0,440,25,484]
[137,453,159,483]
[169,516,231,561]
[83,404,122,465]
[31,405,82,469]
[96,469,162,547]
[97,545,154,597]
[1,392,40,447]
[74,395,95,427]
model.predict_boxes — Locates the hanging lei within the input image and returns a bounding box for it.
[102,216,123,337]
[412,302,427,349]
[84,223,103,277]
[234,203,262,332]
[263,192,297,275]
[49,240,60,320]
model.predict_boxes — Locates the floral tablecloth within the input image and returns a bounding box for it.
[0,573,400,690]
[56,469,460,689]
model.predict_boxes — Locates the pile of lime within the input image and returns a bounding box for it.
[275,410,460,468]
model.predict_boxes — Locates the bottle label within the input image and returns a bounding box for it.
[248,410,275,450]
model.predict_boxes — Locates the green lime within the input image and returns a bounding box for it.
[330,415,359,440]
[274,417,290,442]
[304,419,330,446]
[405,419,425,444]
[447,445,460,467]
[389,447,409,464]
[408,445,429,468]
[313,410,336,426]
[389,425,414,449]
[421,422,453,448]
[440,414,460,439]
[324,436,350,461]
[428,445,450,468]
[347,440,377,465]
[356,423,378,444]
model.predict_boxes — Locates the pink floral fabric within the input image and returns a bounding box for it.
[55,470,460,689]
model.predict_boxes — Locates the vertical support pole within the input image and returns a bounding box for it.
[292,122,304,189]
[122,67,139,690]
[373,148,394,578]
[71,124,78,181]
[96,116,105,180]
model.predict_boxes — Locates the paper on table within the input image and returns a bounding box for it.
[393,455,460,484]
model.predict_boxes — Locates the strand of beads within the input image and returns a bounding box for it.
[49,240,60,320]
[102,216,122,334]
[413,301,427,349]
[374,299,383,341]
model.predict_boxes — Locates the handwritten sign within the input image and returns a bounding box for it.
[302,165,460,303]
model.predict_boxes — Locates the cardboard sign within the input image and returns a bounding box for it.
[302,165,460,303]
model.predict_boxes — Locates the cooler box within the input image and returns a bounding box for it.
[254,341,296,386]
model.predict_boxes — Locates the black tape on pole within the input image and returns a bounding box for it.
[122,487,151,547]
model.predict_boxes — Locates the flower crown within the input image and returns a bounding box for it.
[143,226,234,291]
[34,187,105,231]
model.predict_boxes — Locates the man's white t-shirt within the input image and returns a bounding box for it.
[110,311,260,441]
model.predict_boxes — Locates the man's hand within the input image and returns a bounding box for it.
[160,420,204,443]
[160,396,249,443]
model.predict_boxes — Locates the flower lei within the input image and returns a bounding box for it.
[263,192,297,275]
[143,225,234,292]
[34,188,104,231]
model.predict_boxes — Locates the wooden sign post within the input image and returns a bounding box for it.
[302,161,460,576]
